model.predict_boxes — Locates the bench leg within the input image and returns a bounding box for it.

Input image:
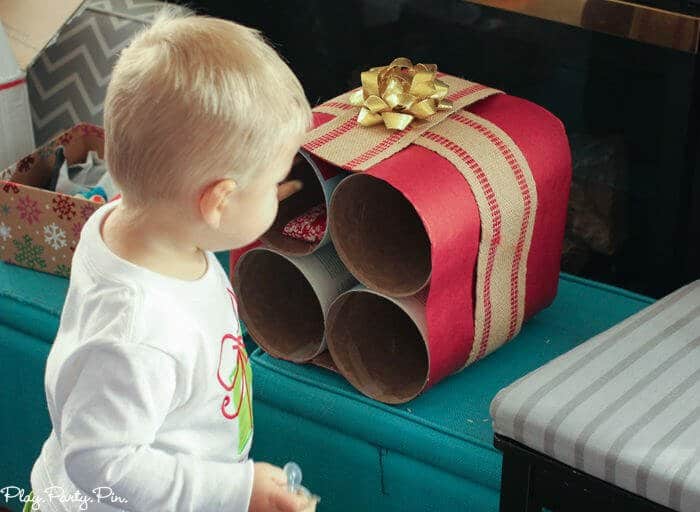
[499,451,542,512]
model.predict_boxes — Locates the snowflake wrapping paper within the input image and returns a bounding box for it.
[0,123,104,278]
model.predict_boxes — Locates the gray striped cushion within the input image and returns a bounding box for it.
[491,280,700,511]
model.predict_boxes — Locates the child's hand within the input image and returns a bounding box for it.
[299,496,318,512]
[249,462,314,512]
[277,180,303,201]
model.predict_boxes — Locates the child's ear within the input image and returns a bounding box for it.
[199,179,238,229]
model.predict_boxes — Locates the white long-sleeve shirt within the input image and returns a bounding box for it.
[30,200,255,512]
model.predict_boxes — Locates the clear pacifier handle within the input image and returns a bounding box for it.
[283,461,321,504]
[283,462,302,494]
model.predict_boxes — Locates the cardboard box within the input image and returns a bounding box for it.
[0,123,104,277]
[0,0,84,71]
[1,0,189,147]
[0,0,84,168]
[0,19,35,172]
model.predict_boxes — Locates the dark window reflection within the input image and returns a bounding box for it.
[188,0,699,298]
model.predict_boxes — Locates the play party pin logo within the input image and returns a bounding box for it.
[216,289,253,455]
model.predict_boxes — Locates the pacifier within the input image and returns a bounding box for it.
[283,461,321,504]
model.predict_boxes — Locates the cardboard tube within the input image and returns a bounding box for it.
[261,149,345,255]
[326,286,429,404]
[233,245,357,362]
[309,351,339,372]
[329,173,432,296]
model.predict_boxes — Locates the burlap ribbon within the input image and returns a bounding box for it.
[303,72,539,367]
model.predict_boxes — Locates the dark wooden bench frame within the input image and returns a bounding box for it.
[495,434,677,512]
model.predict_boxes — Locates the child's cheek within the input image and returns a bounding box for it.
[269,191,280,220]
[261,193,278,231]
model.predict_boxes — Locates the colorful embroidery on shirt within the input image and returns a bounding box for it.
[215,289,254,455]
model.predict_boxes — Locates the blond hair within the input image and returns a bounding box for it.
[104,8,312,206]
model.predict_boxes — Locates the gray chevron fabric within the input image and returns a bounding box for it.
[491,279,700,511]
[27,0,189,146]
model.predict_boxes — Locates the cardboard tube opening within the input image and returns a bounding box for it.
[329,174,431,296]
[326,290,429,404]
[261,153,325,255]
[234,250,325,362]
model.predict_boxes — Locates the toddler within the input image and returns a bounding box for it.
[28,9,314,512]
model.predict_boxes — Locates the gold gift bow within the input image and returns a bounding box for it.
[348,57,454,131]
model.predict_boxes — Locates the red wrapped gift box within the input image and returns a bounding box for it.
[232,59,572,403]
[304,63,572,402]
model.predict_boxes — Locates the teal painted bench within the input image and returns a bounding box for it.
[0,259,652,512]
[248,275,653,511]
